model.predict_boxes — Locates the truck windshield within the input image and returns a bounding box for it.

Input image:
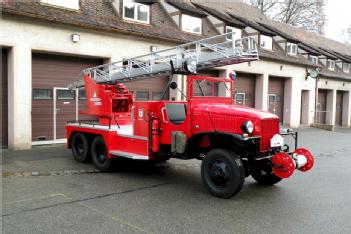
[193,79,231,97]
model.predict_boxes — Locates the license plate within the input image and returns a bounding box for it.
[270,134,284,147]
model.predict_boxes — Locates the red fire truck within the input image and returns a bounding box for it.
[66,33,313,198]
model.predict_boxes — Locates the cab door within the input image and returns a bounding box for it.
[159,102,191,146]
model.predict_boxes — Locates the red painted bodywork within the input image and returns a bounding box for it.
[66,75,280,159]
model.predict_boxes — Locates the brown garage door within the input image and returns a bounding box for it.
[335,91,343,126]
[317,89,327,124]
[32,53,103,141]
[1,49,8,148]
[268,77,285,121]
[232,73,256,107]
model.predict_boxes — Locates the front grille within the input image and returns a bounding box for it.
[260,118,279,151]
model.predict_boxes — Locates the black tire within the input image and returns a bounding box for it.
[201,149,245,199]
[91,136,112,172]
[250,167,282,185]
[71,132,90,163]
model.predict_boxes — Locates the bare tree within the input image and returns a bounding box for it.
[248,0,278,13]
[340,25,351,44]
[247,0,326,35]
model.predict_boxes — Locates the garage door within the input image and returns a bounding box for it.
[317,89,327,124]
[32,53,103,141]
[335,91,343,126]
[1,49,8,148]
[268,77,284,121]
[232,73,256,107]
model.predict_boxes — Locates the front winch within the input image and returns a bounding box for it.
[271,148,314,179]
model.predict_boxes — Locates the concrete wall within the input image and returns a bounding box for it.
[0,16,175,149]
[221,60,317,128]
[318,77,351,127]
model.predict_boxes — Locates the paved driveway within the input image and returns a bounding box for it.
[2,128,351,233]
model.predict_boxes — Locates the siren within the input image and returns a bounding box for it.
[229,70,237,80]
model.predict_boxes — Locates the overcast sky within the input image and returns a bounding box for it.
[324,0,351,42]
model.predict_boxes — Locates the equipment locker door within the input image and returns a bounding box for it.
[53,87,78,140]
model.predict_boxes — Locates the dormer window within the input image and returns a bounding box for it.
[260,35,272,50]
[309,55,318,65]
[287,42,298,55]
[343,63,350,73]
[123,0,150,24]
[41,0,79,10]
[226,26,242,41]
[327,59,335,71]
[181,14,202,34]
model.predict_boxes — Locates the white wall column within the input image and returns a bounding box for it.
[169,74,182,101]
[285,77,300,128]
[8,45,32,149]
[342,91,351,127]
[255,72,268,111]
[326,89,336,125]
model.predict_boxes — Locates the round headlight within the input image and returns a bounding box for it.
[241,120,254,134]
[184,57,197,74]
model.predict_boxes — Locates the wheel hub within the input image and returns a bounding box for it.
[209,160,231,187]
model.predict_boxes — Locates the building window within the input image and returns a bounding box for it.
[309,55,318,65]
[226,26,242,41]
[152,92,163,100]
[136,91,149,100]
[259,35,272,50]
[33,89,53,100]
[181,14,202,34]
[123,0,150,24]
[41,0,79,10]
[57,90,75,100]
[327,59,335,71]
[343,63,350,73]
[287,42,298,55]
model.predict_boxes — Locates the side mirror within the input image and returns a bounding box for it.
[170,82,178,90]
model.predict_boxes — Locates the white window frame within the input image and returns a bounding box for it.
[327,59,335,71]
[225,26,242,41]
[343,63,350,73]
[123,0,150,24]
[309,55,318,65]
[181,14,202,34]
[259,35,272,50]
[40,0,80,10]
[287,42,298,55]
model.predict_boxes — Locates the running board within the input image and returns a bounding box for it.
[110,150,149,160]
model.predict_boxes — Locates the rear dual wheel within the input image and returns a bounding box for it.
[91,136,112,172]
[201,149,245,199]
[71,132,90,163]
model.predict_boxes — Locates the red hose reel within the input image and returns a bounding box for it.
[271,148,314,179]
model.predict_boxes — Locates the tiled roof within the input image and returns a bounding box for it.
[192,3,246,28]
[1,0,350,79]
[165,0,208,17]
[1,0,204,44]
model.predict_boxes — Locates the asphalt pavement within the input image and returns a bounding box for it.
[1,127,351,234]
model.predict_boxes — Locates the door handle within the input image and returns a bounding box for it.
[161,107,168,124]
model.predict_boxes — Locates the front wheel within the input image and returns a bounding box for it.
[201,149,245,199]
[91,136,112,172]
[250,167,282,185]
